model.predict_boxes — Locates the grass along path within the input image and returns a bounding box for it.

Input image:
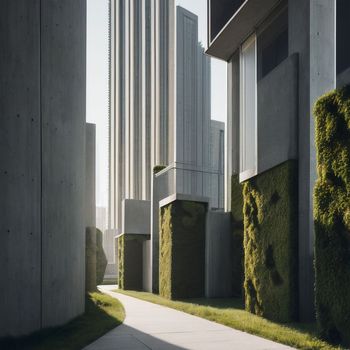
[115,290,345,350]
[0,292,125,350]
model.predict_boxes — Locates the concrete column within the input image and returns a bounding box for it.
[40,0,86,329]
[225,51,240,211]
[0,0,86,336]
[289,0,336,321]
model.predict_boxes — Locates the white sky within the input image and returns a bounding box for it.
[86,0,227,207]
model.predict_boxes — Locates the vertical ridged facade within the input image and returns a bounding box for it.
[109,0,175,232]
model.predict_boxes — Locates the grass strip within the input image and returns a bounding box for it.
[115,289,345,350]
[0,292,125,350]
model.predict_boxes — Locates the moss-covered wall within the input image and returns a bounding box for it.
[159,200,206,299]
[85,227,97,292]
[96,228,108,285]
[231,175,244,297]
[118,234,143,291]
[243,161,298,322]
[153,165,166,174]
[314,87,350,345]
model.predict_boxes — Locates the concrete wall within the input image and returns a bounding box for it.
[86,124,96,228]
[205,211,233,298]
[0,0,42,337]
[0,0,86,337]
[257,53,298,173]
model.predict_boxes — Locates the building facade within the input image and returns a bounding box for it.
[109,1,224,290]
[207,0,350,321]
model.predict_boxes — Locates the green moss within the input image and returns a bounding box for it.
[118,234,143,291]
[159,200,206,299]
[118,236,124,290]
[231,175,244,297]
[153,165,167,174]
[96,228,108,285]
[85,227,97,292]
[313,86,350,346]
[243,161,298,323]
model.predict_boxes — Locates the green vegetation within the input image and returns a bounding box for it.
[314,86,350,345]
[243,161,298,322]
[96,228,108,285]
[153,165,167,174]
[86,227,97,292]
[0,292,125,350]
[115,289,343,350]
[159,200,206,299]
[231,174,244,297]
[118,234,143,291]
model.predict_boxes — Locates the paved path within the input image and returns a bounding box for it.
[84,285,295,350]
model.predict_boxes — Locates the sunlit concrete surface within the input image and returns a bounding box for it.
[84,285,295,350]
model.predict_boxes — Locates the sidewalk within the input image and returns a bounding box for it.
[84,285,295,350]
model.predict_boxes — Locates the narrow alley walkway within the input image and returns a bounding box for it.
[84,285,295,350]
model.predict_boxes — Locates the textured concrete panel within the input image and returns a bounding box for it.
[41,0,86,328]
[205,211,233,298]
[257,53,298,173]
[0,0,41,337]
[122,199,151,235]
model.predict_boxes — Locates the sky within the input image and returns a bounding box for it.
[86,0,227,207]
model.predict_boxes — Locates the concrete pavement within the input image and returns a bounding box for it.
[84,285,295,350]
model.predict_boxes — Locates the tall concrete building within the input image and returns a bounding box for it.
[109,1,223,288]
[109,0,175,233]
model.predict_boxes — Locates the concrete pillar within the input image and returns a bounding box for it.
[159,194,208,299]
[225,51,240,211]
[289,0,336,321]
[0,0,86,336]
[205,211,233,298]
[40,0,86,329]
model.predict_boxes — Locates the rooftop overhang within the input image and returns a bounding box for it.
[206,0,282,61]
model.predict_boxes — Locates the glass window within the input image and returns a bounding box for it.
[257,9,288,80]
[337,0,350,74]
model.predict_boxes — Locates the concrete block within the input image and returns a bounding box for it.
[205,211,233,298]
[122,199,151,235]
[118,234,143,291]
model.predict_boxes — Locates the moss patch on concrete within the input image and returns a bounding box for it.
[96,228,108,285]
[85,227,97,292]
[118,235,143,291]
[231,175,244,297]
[159,200,206,299]
[243,161,298,323]
[153,165,167,174]
[314,86,350,345]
